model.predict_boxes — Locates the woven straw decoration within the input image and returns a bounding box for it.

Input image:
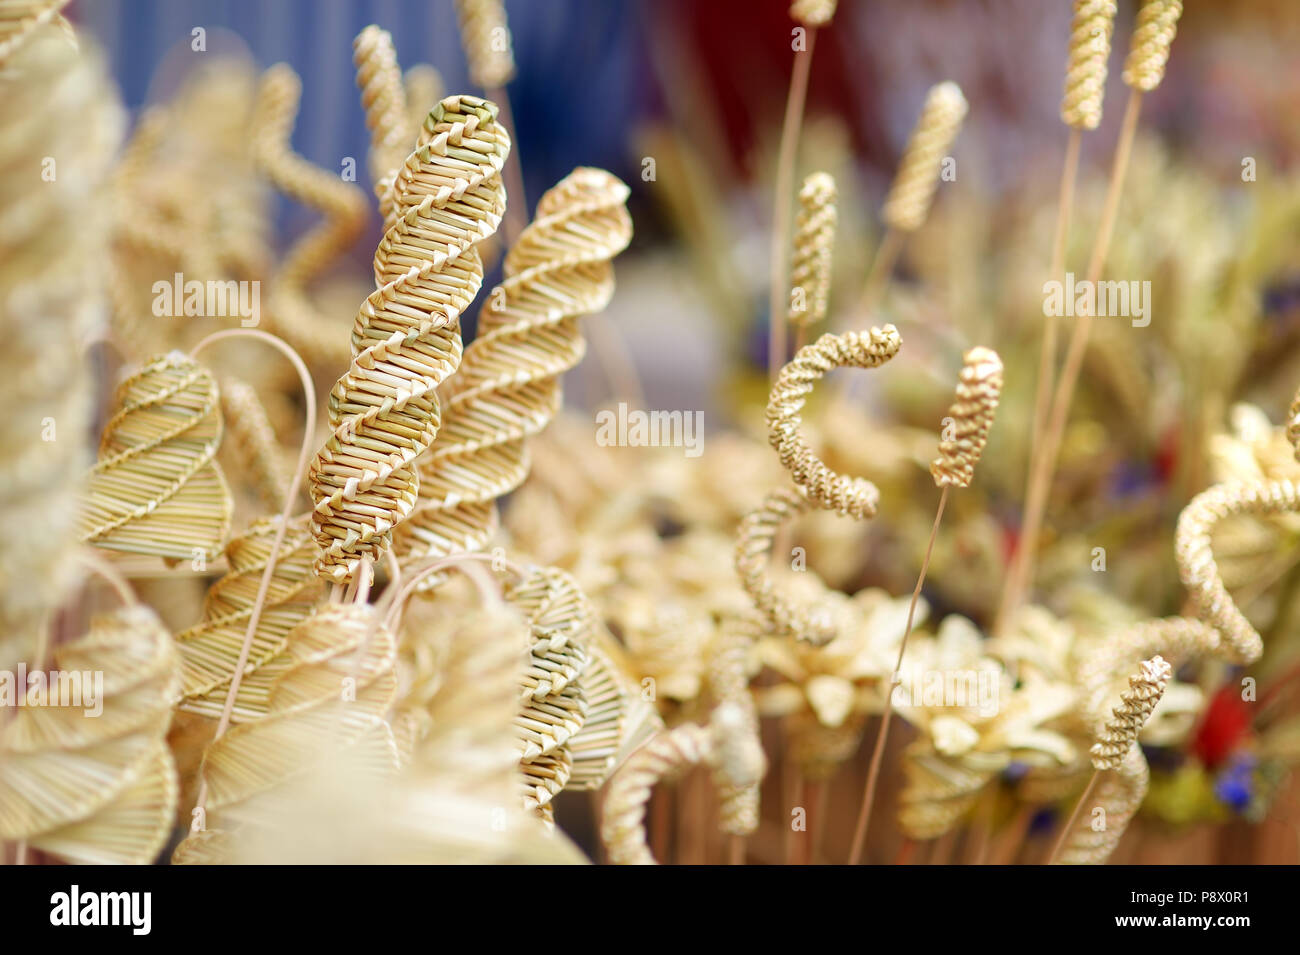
[307,94,510,583]
[0,28,121,670]
[404,65,445,147]
[174,602,400,861]
[219,377,291,512]
[0,0,72,64]
[251,64,368,371]
[707,615,766,835]
[788,171,837,330]
[454,0,516,90]
[1061,1,1117,130]
[79,352,232,562]
[353,25,413,214]
[565,638,633,791]
[1057,744,1148,865]
[1121,0,1182,92]
[395,167,632,568]
[1090,655,1170,770]
[930,346,1003,489]
[881,82,967,233]
[173,515,323,720]
[767,325,903,517]
[789,0,838,28]
[898,746,996,840]
[0,606,180,864]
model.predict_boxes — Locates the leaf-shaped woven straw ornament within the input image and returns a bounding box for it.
[174,602,399,860]
[881,82,967,233]
[173,515,322,720]
[454,0,515,90]
[788,171,836,329]
[0,0,72,63]
[1121,0,1182,92]
[0,605,180,864]
[251,63,367,371]
[396,167,633,568]
[308,94,510,583]
[1060,1,1118,130]
[930,346,1003,489]
[79,352,232,562]
[0,26,122,669]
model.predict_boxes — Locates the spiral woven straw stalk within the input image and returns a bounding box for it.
[79,352,233,563]
[1090,655,1171,770]
[788,171,837,329]
[1061,1,1118,130]
[1057,744,1148,865]
[881,82,967,233]
[0,605,180,864]
[707,616,765,835]
[395,167,633,568]
[353,25,413,212]
[930,346,1003,489]
[308,94,510,583]
[1122,0,1183,92]
[454,0,516,90]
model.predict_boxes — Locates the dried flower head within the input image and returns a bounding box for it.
[788,171,837,329]
[1121,0,1182,92]
[1090,655,1171,770]
[930,347,1003,489]
[1060,1,1117,130]
[881,82,967,232]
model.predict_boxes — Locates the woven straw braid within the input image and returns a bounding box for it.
[930,346,1003,489]
[1121,0,1182,92]
[0,0,71,64]
[251,64,367,371]
[1077,616,1219,724]
[219,377,291,512]
[1090,656,1170,770]
[1061,1,1117,130]
[0,29,121,669]
[173,516,322,716]
[79,352,232,562]
[565,640,632,791]
[308,94,510,583]
[788,171,836,329]
[767,325,902,518]
[881,82,967,232]
[707,616,765,835]
[454,0,515,90]
[1057,744,1147,864]
[395,167,632,567]
[789,0,837,28]
[1175,480,1300,664]
[898,747,994,840]
[0,606,180,864]
[735,487,836,645]
[353,25,413,213]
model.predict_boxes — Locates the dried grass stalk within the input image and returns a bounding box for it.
[930,346,1003,489]
[1121,0,1183,92]
[881,82,967,233]
[454,0,516,90]
[788,171,837,330]
[308,95,510,583]
[1060,1,1117,130]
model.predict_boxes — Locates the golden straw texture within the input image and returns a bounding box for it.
[1121,0,1182,92]
[353,25,413,206]
[1060,1,1117,130]
[396,167,632,568]
[1057,744,1148,865]
[1175,480,1300,664]
[0,0,72,63]
[707,617,765,835]
[308,94,510,583]
[405,65,445,141]
[881,82,967,232]
[79,352,232,562]
[789,0,837,28]
[787,171,837,329]
[767,325,902,517]
[251,63,368,371]
[0,606,180,864]
[0,28,122,669]
[930,346,1003,489]
[454,0,516,90]
[1089,655,1170,770]
[219,377,290,512]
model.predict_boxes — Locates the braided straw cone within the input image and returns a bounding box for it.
[395,167,632,568]
[1121,0,1182,92]
[80,352,232,563]
[0,27,121,669]
[455,0,516,90]
[1090,655,1171,770]
[308,95,510,583]
[881,82,967,232]
[930,346,1003,489]
[251,64,367,371]
[789,0,837,28]
[0,0,72,63]
[788,171,837,329]
[1061,1,1117,130]
[0,606,180,864]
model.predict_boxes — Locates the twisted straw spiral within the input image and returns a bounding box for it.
[708,616,765,835]
[1060,1,1117,130]
[353,25,413,209]
[396,167,632,567]
[789,0,838,28]
[1089,655,1170,770]
[251,63,368,371]
[767,325,903,518]
[930,346,1003,489]
[1121,0,1182,92]
[79,352,232,562]
[0,605,180,864]
[0,0,72,63]
[1057,744,1147,864]
[308,94,510,583]
[788,171,837,329]
[454,0,516,90]
[881,82,967,232]
[219,377,290,512]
